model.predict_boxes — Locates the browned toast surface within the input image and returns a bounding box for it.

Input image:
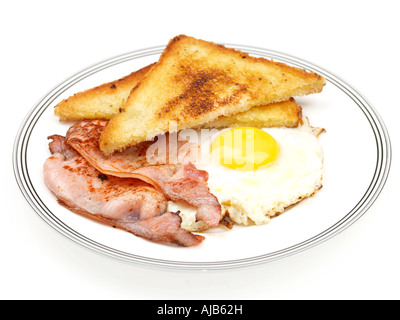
[96,35,325,155]
[54,63,154,121]
[54,62,301,129]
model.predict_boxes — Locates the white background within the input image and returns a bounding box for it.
[2,0,398,300]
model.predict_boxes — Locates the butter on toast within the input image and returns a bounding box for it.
[202,98,303,129]
[54,63,154,121]
[99,35,325,156]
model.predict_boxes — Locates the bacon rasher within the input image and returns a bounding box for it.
[65,120,221,228]
[43,135,204,246]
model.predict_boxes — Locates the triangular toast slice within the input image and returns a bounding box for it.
[54,63,154,121]
[99,35,325,156]
[54,62,301,128]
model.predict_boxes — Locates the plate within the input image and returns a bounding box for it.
[13,44,391,271]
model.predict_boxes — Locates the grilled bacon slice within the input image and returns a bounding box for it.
[43,135,204,246]
[65,120,222,228]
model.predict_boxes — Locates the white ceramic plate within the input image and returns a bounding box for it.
[13,44,391,270]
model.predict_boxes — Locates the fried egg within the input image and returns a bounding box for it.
[168,119,324,230]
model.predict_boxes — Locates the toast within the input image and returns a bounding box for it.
[54,61,300,128]
[54,63,154,121]
[202,97,303,129]
[99,35,326,156]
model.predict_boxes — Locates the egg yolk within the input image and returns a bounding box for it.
[210,127,279,171]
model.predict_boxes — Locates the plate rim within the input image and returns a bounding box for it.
[13,44,392,271]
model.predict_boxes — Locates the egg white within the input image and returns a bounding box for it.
[169,119,324,230]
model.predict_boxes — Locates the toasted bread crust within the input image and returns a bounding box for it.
[54,63,154,121]
[99,35,326,155]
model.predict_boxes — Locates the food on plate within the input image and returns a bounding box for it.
[44,34,326,246]
[54,64,154,121]
[54,63,302,129]
[64,120,221,229]
[98,34,326,156]
[171,120,324,227]
[43,135,204,246]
